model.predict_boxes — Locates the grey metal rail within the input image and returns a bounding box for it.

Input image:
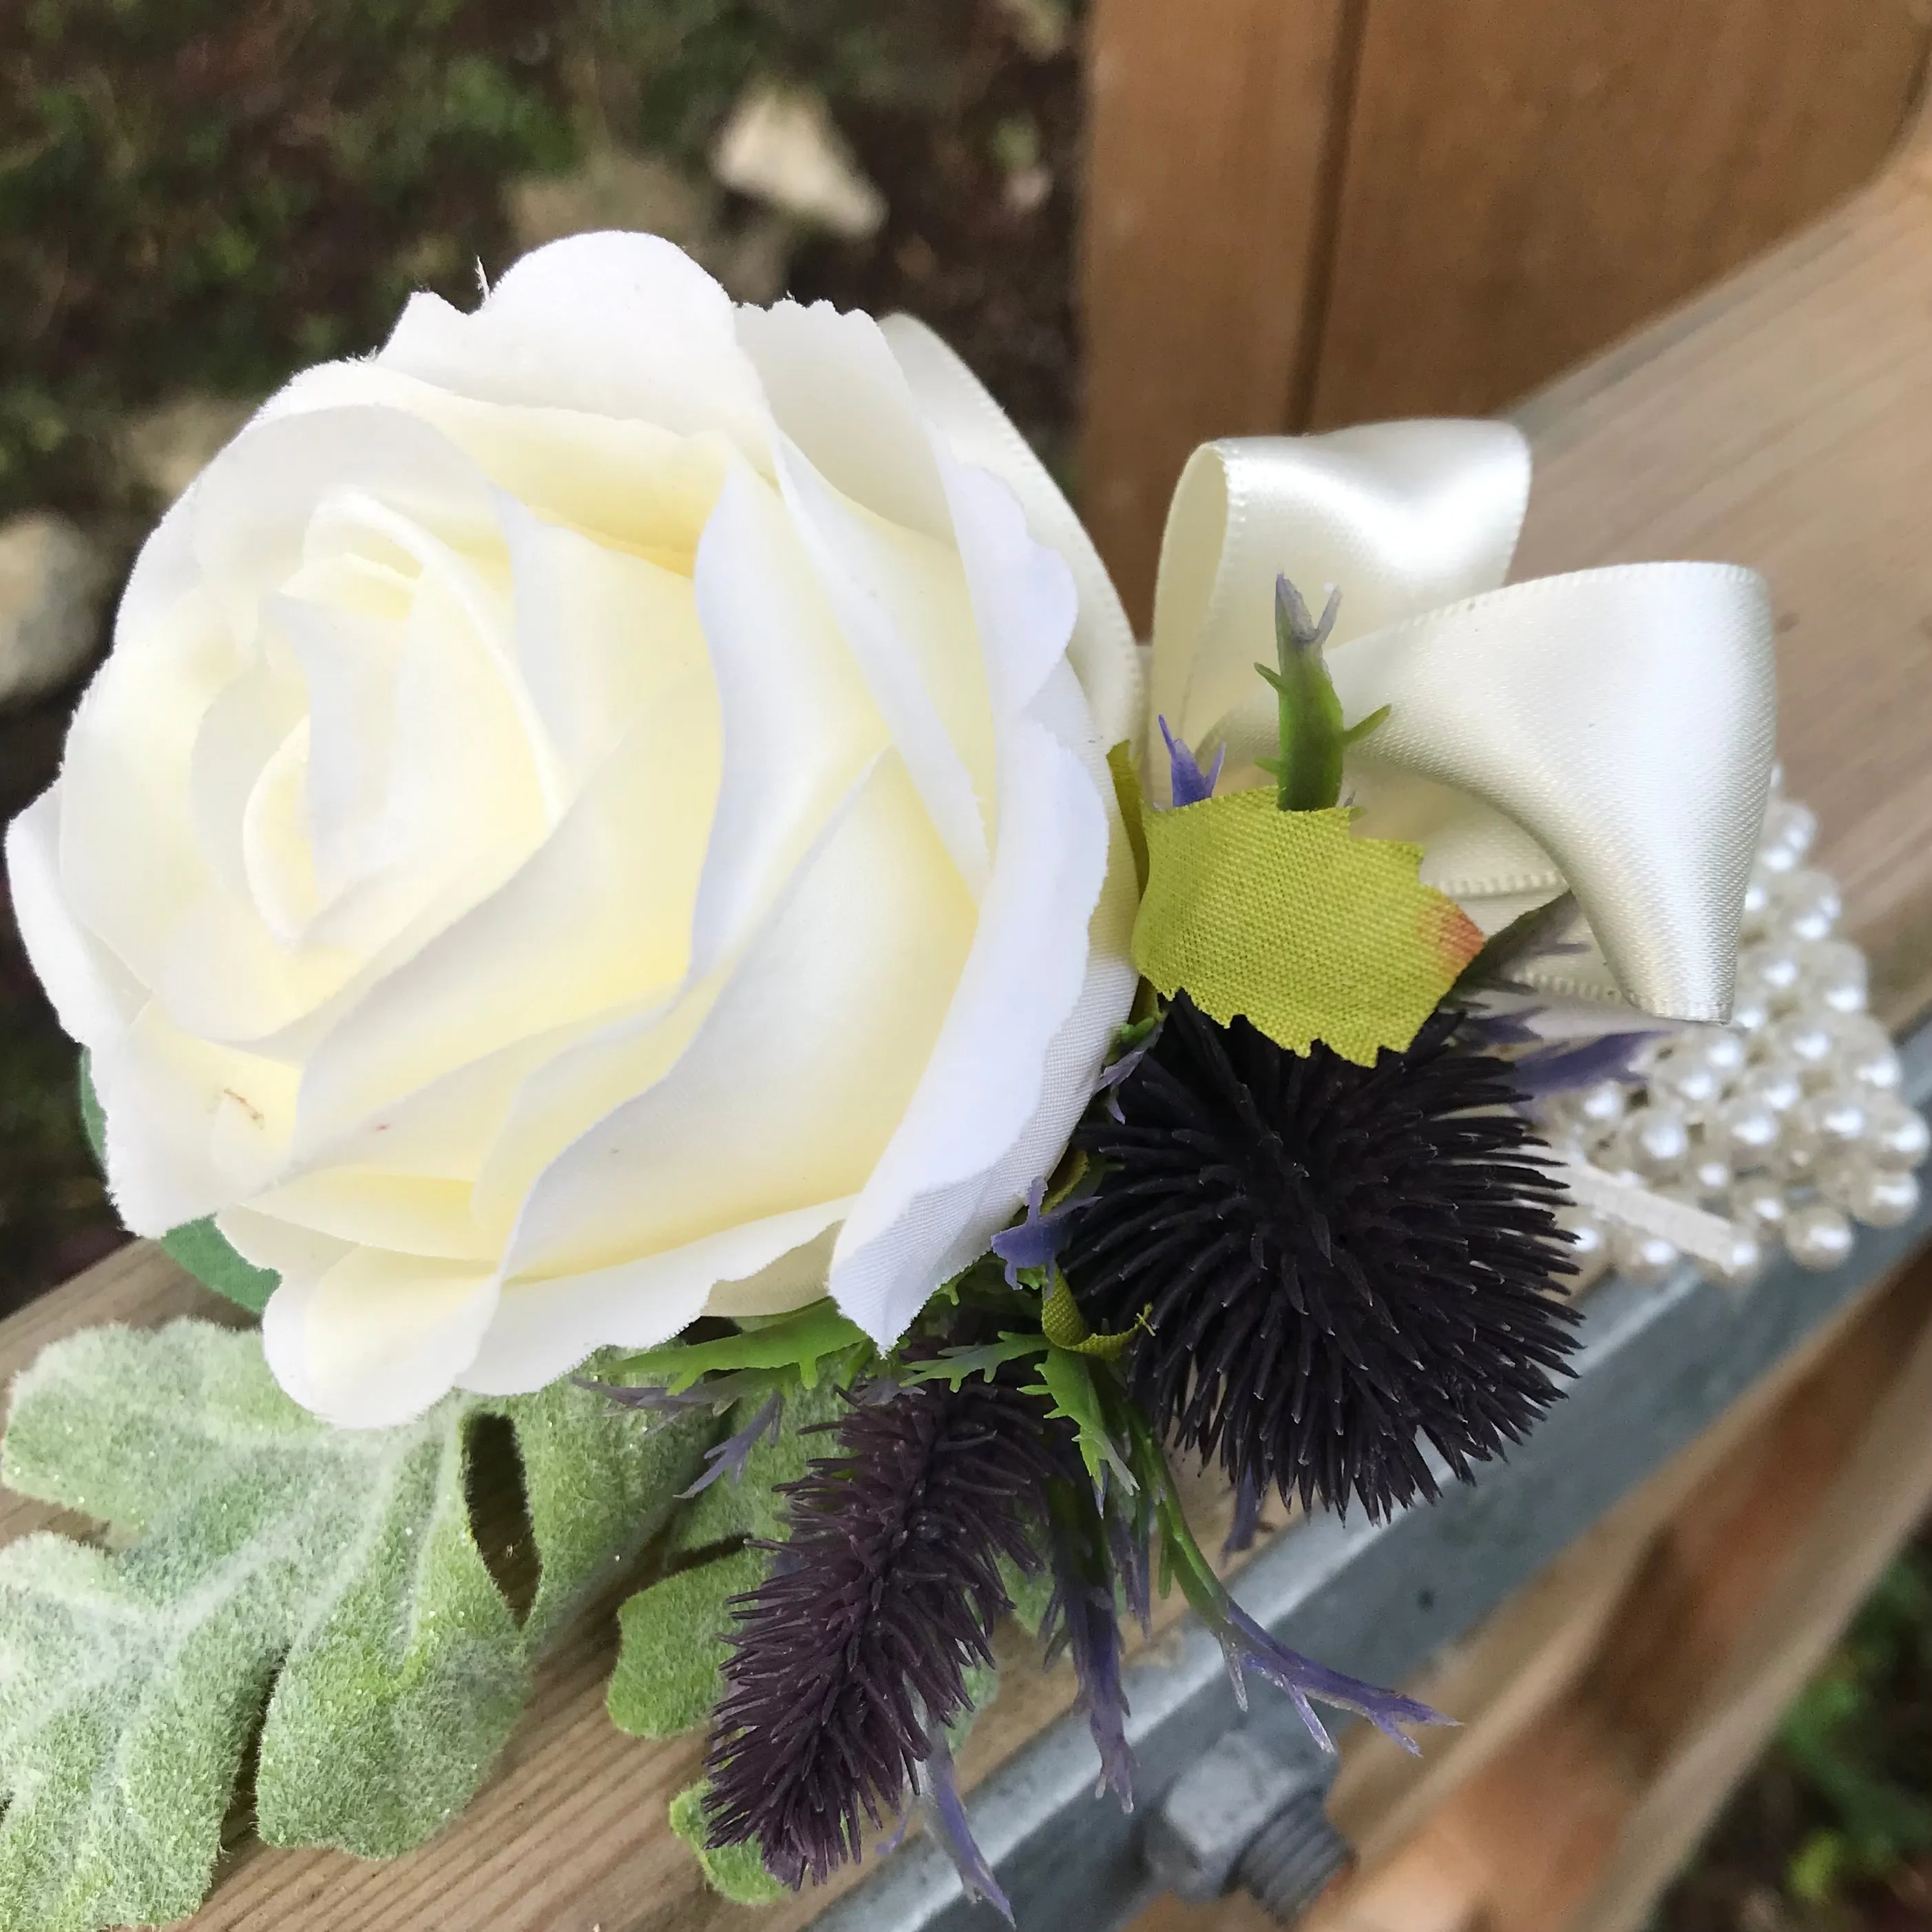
[813,1019,1932,1932]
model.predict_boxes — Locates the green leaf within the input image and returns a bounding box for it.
[1257,575,1387,812]
[78,1055,277,1316]
[607,1380,849,1745]
[0,1320,711,1931]
[1028,1349,1135,1497]
[157,1218,278,1316]
[898,1336,1047,1389]
[1131,794,1484,1067]
[1039,1270,1138,1360]
[669,1781,786,1906]
[608,1300,872,1394]
[609,1547,765,1742]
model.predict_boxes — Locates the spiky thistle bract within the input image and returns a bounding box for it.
[1062,994,1581,1521]
[703,1375,1070,1889]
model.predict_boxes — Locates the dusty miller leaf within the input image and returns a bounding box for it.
[78,1057,275,1315]
[607,1381,846,1746]
[0,1320,711,1932]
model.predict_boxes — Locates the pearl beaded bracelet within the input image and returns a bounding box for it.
[1533,778,1929,1292]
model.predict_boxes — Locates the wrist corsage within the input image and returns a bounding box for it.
[1,231,1918,1929]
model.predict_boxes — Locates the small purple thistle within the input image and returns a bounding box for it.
[1157,715,1225,808]
[1106,1499,1155,1639]
[911,1730,1012,1922]
[680,1389,786,1498]
[1095,1016,1164,1124]
[575,1369,766,1417]
[1044,1487,1135,1809]
[1221,1468,1266,1560]
[1120,1398,1453,1760]
[989,1177,1089,1289]
[1506,1032,1648,1100]
[1210,1595,1452,1757]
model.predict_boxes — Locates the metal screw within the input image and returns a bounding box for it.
[1235,1787,1350,1922]
[1143,1732,1351,1922]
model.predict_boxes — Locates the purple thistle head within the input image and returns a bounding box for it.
[989,1177,1089,1289]
[1064,998,1581,1522]
[703,1376,1070,1888]
[1157,715,1225,808]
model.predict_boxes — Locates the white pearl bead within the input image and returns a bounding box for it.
[1827,1013,1901,1093]
[1730,1174,1789,1233]
[1783,1201,1856,1271]
[1648,1050,1722,1111]
[1755,1015,1836,1082]
[1863,1098,1931,1170]
[1615,1105,1691,1179]
[1759,796,1818,865]
[1740,874,1774,938]
[1701,1031,1749,1079]
[1797,938,1867,1015]
[1773,868,1843,943]
[1611,1225,1682,1285]
[1738,1063,1804,1114]
[1820,1160,1921,1229]
[1557,1212,1611,1286]
[1687,1150,1734,1201]
[1794,1088,1869,1153]
[1776,1112,1822,1179]
[1730,991,1773,1036]
[1573,1080,1628,1129]
[1705,1228,1766,1292]
[1713,1095,1780,1170]
[1756,837,1802,876]
[1736,944,1803,1007]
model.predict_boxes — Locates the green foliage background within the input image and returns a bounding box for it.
[0,0,984,525]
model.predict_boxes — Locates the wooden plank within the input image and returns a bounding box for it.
[1310,0,1930,429]
[1513,129,1932,1027]
[1076,0,1356,630]
[1573,1258,1932,1931]
[0,1243,1287,1932]
[1249,1243,1932,1932]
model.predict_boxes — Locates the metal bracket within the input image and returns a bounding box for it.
[1144,1731,1348,1920]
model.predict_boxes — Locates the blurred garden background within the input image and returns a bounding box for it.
[1,5,1929,1929]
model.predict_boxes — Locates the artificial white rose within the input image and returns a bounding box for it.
[8,233,1142,1427]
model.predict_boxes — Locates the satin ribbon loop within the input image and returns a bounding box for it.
[1148,422,1778,1025]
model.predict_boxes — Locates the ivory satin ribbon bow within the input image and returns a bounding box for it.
[888,317,1775,1029]
[1146,421,1778,1026]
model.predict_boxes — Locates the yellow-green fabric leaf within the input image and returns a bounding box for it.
[0,1320,711,1932]
[1131,792,1484,1067]
[1106,742,1149,892]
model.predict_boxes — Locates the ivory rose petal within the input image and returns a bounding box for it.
[9,231,1145,1425]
